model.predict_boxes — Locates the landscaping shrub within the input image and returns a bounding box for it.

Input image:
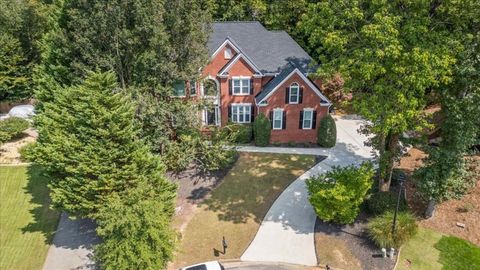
[222,123,252,144]
[306,161,374,224]
[368,211,418,248]
[317,115,336,147]
[253,113,271,146]
[19,142,36,162]
[367,191,406,215]
[0,117,29,144]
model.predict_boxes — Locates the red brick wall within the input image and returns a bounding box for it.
[257,72,329,144]
[201,44,330,143]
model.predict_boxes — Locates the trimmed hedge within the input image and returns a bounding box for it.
[367,191,406,215]
[368,211,418,248]
[317,115,336,147]
[0,117,29,144]
[19,142,36,162]
[253,113,271,146]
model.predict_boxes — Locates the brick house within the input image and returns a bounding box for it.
[175,21,332,143]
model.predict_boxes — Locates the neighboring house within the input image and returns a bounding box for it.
[174,21,332,143]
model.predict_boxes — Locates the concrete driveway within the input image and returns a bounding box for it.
[42,213,100,270]
[241,115,374,266]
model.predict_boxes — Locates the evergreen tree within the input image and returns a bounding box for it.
[95,181,176,270]
[33,71,176,217]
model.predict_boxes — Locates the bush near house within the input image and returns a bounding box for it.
[221,123,252,144]
[253,113,271,146]
[368,211,418,249]
[367,191,407,215]
[317,115,336,147]
[0,117,29,144]
[306,162,374,224]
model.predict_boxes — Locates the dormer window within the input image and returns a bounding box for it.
[224,48,232,59]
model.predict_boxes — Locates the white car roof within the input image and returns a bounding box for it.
[181,260,222,270]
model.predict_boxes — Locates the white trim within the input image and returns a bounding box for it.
[218,53,263,76]
[210,39,240,61]
[289,82,300,104]
[302,109,314,130]
[257,68,332,105]
[272,108,284,130]
[202,106,220,126]
[231,103,252,124]
[231,76,251,95]
[258,100,268,107]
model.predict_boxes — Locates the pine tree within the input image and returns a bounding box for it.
[33,71,176,217]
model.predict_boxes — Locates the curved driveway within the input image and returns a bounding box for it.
[239,115,374,266]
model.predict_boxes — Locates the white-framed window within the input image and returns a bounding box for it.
[203,79,218,97]
[302,109,314,129]
[232,77,250,95]
[273,109,283,130]
[289,83,299,104]
[231,104,251,123]
[224,48,232,59]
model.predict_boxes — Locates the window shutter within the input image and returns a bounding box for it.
[282,111,286,129]
[251,105,255,122]
[228,105,232,121]
[285,87,290,104]
[269,111,273,128]
[312,111,317,129]
[299,110,304,129]
[229,79,232,95]
[299,87,304,104]
[250,78,254,95]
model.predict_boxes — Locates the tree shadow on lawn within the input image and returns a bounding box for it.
[21,165,100,251]
[196,153,318,225]
[20,165,60,245]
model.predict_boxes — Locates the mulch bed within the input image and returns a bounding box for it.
[315,212,396,270]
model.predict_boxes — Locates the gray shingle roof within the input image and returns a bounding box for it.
[208,22,313,74]
[255,63,297,103]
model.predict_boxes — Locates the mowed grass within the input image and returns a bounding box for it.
[397,227,480,270]
[0,165,60,270]
[174,152,316,268]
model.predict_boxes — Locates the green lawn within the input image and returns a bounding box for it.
[174,152,316,268]
[397,227,480,270]
[0,165,60,270]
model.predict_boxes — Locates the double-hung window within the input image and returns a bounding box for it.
[289,83,299,103]
[231,104,251,123]
[232,77,250,95]
[273,109,283,130]
[302,110,313,129]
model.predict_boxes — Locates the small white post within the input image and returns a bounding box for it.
[389,248,395,259]
[382,248,387,258]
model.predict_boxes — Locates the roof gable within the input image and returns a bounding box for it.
[255,65,332,105]
[208,22,314,74]
[218,52,263,77]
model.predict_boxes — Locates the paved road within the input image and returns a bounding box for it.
[241,115,374,266]
[224,261,317,270]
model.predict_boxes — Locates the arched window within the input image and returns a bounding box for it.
[203,79,218,96]
[289,83,300,103]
